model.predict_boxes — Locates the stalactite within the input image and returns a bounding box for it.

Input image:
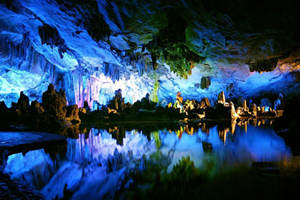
[104,62,120,82]
[0,32,78,105]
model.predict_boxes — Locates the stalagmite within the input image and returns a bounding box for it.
[243,100,248,111]
[230,101,237,119]
[217,91,226,104]
[251,103,257,117]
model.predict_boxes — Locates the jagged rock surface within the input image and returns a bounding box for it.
[0,0,299,109]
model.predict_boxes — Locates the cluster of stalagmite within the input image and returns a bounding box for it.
[0,84,80,136]
[0,85,284,137]
[220,91,282,119]
[89,88,284,122]
[172,90,283,120]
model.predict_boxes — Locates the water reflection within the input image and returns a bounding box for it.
[4,121,291,199]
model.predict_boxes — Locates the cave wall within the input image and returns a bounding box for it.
[0,0,299,108]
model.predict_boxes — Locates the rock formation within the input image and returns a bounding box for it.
[66,105,80,124]
[242,100,248,112]
[108,89,125,112]
[230,101,237,119]
[16,92,29,113]
[251,103,257,117]
[42,84,67,120]
[201,77,211,89]
[0,84,81,136]
[218,91,226,104]
[199,98,211,109]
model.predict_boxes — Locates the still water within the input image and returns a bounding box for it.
[3,122,292,199]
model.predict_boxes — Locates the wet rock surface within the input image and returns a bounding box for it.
[0,172,44,200]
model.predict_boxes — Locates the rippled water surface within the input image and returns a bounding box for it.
[4,123,292,199]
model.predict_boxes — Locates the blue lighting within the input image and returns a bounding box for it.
[4,125,291,199]
[0,1,297,108]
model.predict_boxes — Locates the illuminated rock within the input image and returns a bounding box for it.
[257,106,261,112]
[176,92,183,104]
[231,119,237,134]
[108,89,125,112]
[66,105,80,124]
[230,101,237,119]
[0,0,299,109]
[174,92,184,112]
[242,100,248,112]
[251,103,257,117]
[199,98,211,109]
[42,84,67,120]
[79,107,87,115]
[184,100,194,112]
[217,91,226,104]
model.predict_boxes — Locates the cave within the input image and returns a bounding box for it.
[1,0,300,199]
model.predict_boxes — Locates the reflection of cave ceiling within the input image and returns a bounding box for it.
[0,0,300,107]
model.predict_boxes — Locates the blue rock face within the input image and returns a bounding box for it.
[0,0,299,108]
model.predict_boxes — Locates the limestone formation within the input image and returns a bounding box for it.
[242,100,248,111]
[79,107,87,114]
[42,84,67,120]
[199,98,211,109]
[201,77,211,89]
[66,105,80,123]
[30,101,45,115]
[176,92,183,104]
[108,89,125,112]
[16,92,29,112]
[217,91,226,104]
[251,103,257,117]
[230,101,237,119]
[83,101,91,113]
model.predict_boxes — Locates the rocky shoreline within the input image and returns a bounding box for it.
[0,84,284,138]
[0,172,44,200]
